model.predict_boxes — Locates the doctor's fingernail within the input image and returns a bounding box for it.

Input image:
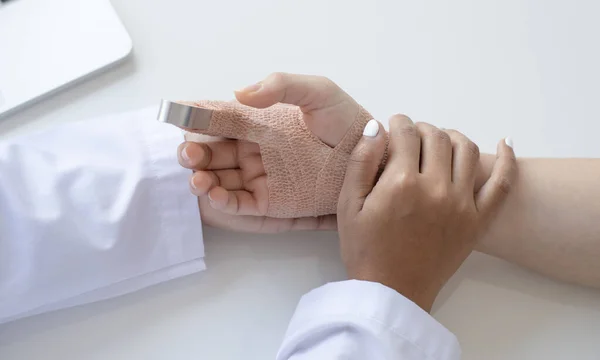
[363,119,379,137]
[505,137,514,149]
[236,82,262,94]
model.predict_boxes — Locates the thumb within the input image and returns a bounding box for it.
[475,138,517,219]
[235,72,361,147]
[338,120,387,218]
[234,72,351,111]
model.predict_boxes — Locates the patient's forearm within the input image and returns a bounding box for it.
[475,155,600,288]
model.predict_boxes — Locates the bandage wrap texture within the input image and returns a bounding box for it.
[187,101,377,218]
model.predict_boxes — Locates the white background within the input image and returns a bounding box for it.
[2,0,600,359]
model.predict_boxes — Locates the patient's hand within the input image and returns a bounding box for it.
[180,133,335,232]
[178,73,360,232]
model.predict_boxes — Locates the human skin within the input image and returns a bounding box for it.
[336,115,516,311]
[179,72,600,289]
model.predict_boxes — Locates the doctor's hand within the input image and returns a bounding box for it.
[178,72,361,233]
[337,116,516,312]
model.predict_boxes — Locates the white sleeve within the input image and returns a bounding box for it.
[277,280,461,360]
[0,107,205,324]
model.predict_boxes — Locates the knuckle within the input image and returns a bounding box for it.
[446,128,464,139]
[317,75,337,88]
[444,129,460,141]
[464,140,480,158]
[396,123,419,139]
[267,72,287,86]
[318,76,346,103]
[415,121,429,132]
[431,184,449,203]
[389,114,415,130]
[456,199,474,216]
[393,173,418,191]
[431,128,451,144]
[390,113,412,123]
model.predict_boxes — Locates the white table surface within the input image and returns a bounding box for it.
[2,0,600,359]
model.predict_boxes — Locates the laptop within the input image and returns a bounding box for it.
[0,0,132,117]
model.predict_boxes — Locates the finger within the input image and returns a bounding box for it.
[476,138,517,218]
[338,120,387,216]
[416,122,452,181]
[190,171,216,196]
[382,114,420,175]
[445,129,480,190]
[288,215,337,231]
[198,196,337,233]
[178,141,236,170]
[178,141,260,170]
[207,187,268,216]
[190,170,245,196]
[235,72,359,147]
[255,215,338,233]
[234,72,351,112]
[184,131,218,143]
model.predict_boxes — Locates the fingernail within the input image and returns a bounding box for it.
[207,192,215,204]
[190,174,197,189]
[181,145,191,163]
[236,82,262,93]
[363,119,379,137]
[505,137,514,149]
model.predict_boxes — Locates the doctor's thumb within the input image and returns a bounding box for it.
[338,119,386,217]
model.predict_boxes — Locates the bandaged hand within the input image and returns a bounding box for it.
[177,73,374,231]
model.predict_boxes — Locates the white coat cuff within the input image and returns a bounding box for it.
[281,280,461,360]
[137,113,205,265]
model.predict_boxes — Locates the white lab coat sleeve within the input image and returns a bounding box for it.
[0,107,204,324]
[277,280,461,360]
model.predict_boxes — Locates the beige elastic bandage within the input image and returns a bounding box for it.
[162,100,380,218]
